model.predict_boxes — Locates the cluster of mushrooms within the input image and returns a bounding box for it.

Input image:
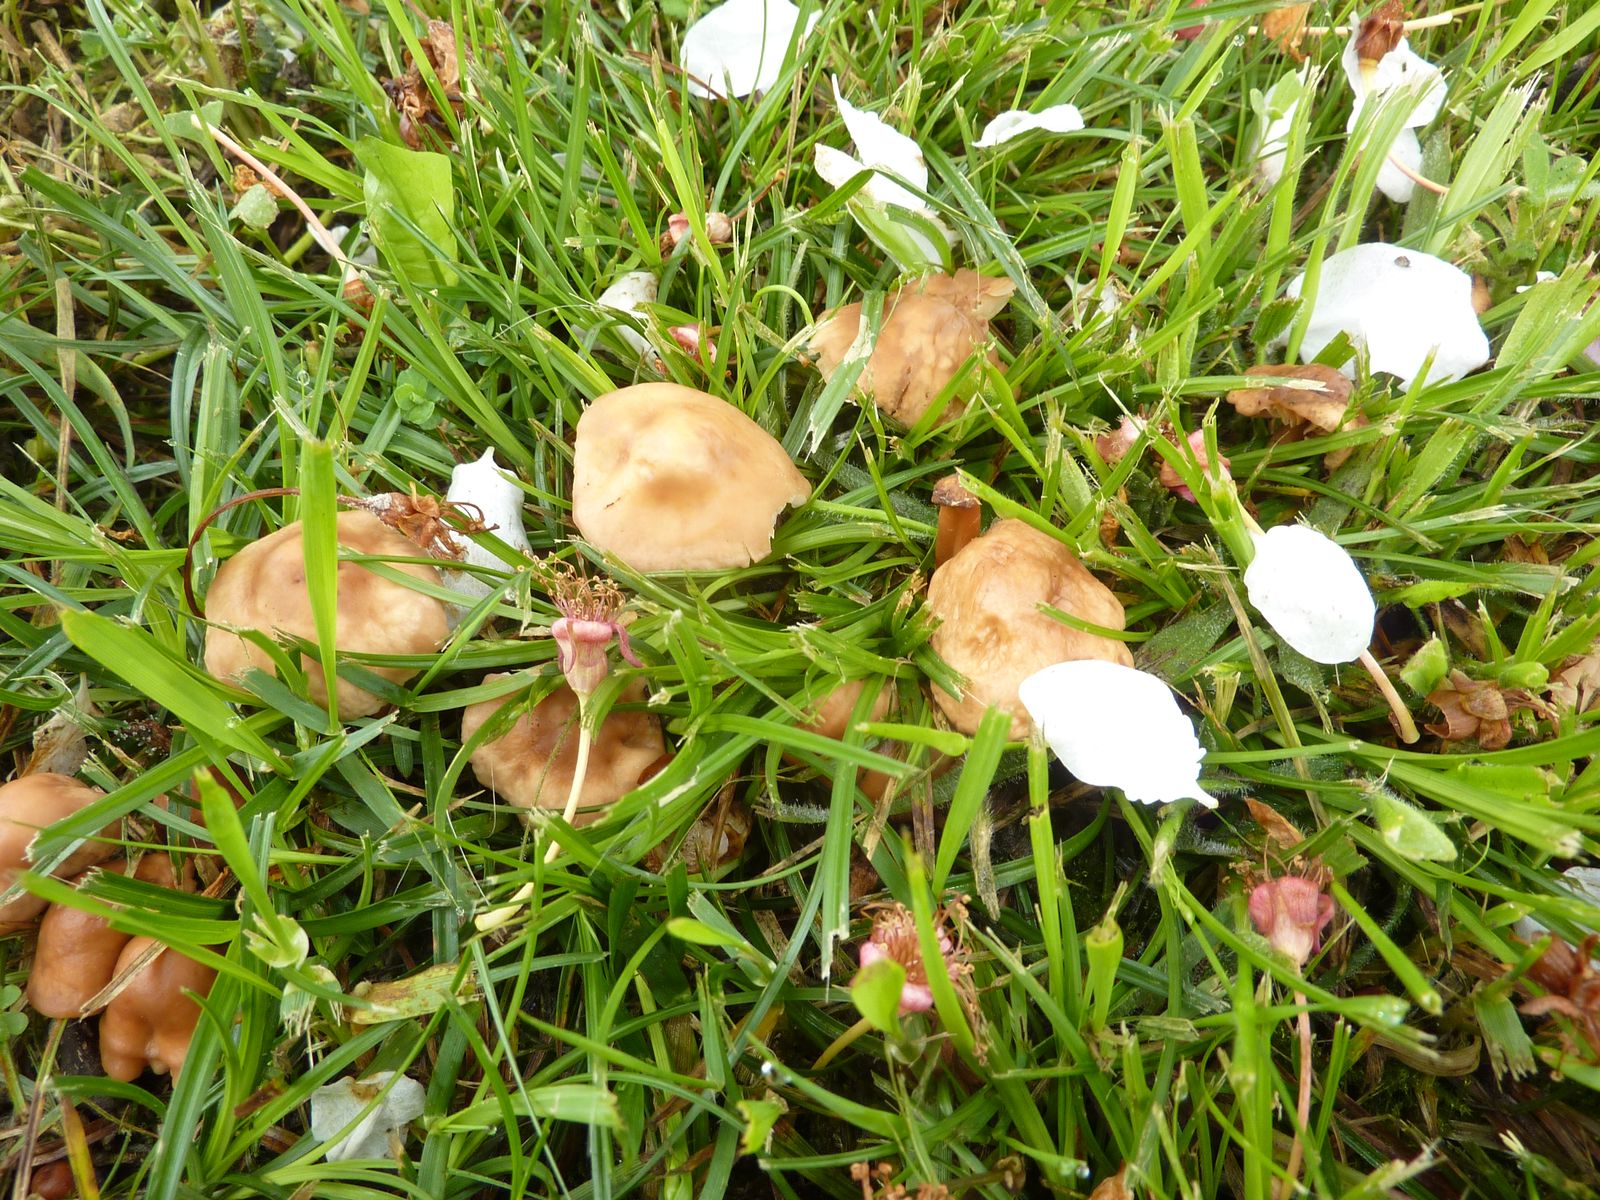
[1,773,215,1082]
[7,264,1142,1080]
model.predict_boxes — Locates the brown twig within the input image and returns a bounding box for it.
[202,126,355,275]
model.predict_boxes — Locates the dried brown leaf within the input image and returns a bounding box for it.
[1262,3,1311,59]
[1226,363,1354,432]
[1245,797,1305,850]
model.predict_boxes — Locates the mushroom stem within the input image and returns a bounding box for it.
[1278,994,1314,1200]
[473,880,535,934]
[931,475,981,568]
[543,720,594,865]
[1357,648,1420,743]
[812,1015,873,1071]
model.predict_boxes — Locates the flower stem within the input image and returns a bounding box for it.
[204,126,355,273]
[812,1015,873,1071]
[1278,993,1314,1200]
[542,715,594,865]
[1357,648,1420,743]
[1384,152,1450,196]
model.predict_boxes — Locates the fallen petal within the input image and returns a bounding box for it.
[679,0,818,100]
[1340,34,1447,128]
[310,1071,427,1162]
[443,449,533,604]
[974,104,1085,148]
[1243,524,1375,665]
[595,271,659,360]
[828,76,931,213]
[1282,243,1490,386]
[1019,660,1216,808]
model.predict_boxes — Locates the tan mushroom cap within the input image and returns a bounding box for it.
[571,383,811,573]
[926,519,1134,738]
[808,270,1015,426]
[204,509,450,718]
[99,936,217,1081]
[28,855,178,1019]
[461,674,666,825]
[802,679,896,742]
[0,773,116,929]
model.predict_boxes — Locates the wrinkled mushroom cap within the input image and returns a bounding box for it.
[204,510,450,718]
[99,936,217,1081]
[926,519,1134,737]
[28,855,177,1019]
[461,674,666,824]
[808,270,1014,425]
[0,773,116,929]
[572,384,811,573]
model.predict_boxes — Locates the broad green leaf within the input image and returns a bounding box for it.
[849,956,905,1035]
[1370,790,1456,863]
[355,136,459,288]
[738,1098,785,1155]
[1400,636,1449,697]
[229,183,279,229]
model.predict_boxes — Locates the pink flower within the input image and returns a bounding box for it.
[1174,0,1207,39]
[854,903,965,1016]
[1248,875,1336,968]
[1095,416,1145,466]
[1159,429,1232,502]
[545,566,641,699]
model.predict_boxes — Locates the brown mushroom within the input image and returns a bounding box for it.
[925,519,1133,737]
[99,936,217,1081]
[0,773,117,929]
[204,509,450,718]
[28,855,178,1019]
[571,383,811,573]
[807,270,1014,425]
[461,674,666,824]
[794,680,903,801]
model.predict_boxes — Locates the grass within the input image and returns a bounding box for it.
[3,0,1600,1196]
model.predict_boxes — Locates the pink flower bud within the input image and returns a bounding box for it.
[1159,429,1232,502]
[1248,875,1336,968]
[1095,416,1145,466]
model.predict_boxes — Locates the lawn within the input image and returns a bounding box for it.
[3,0,1600,1197]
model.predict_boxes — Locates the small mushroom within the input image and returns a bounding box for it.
[799,679,899,800]
[808,270,1014,426]
[571,383,811,573]
[28,855,178,1019]
[204,509,450,718]
[926,520,1133,738]
[461,674,666,824]
[931,475,981,567]
[99,936,217,1081]
[0,773,117,929]
[678,0,819,100]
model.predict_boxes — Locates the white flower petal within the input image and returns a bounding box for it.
[827,76,930,213]
[1019,660,1216,808]
[1243,525,1375,665]
[974,104,1085,148]
[1255,108,1296,188]
[1283,242,1490,386]
[1374,126,1421,204]
[443,449,532,604]
[679,0,817,100]
[310,1071,427,1163]
[1340,35,1447,128]
[596,271,658,359]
